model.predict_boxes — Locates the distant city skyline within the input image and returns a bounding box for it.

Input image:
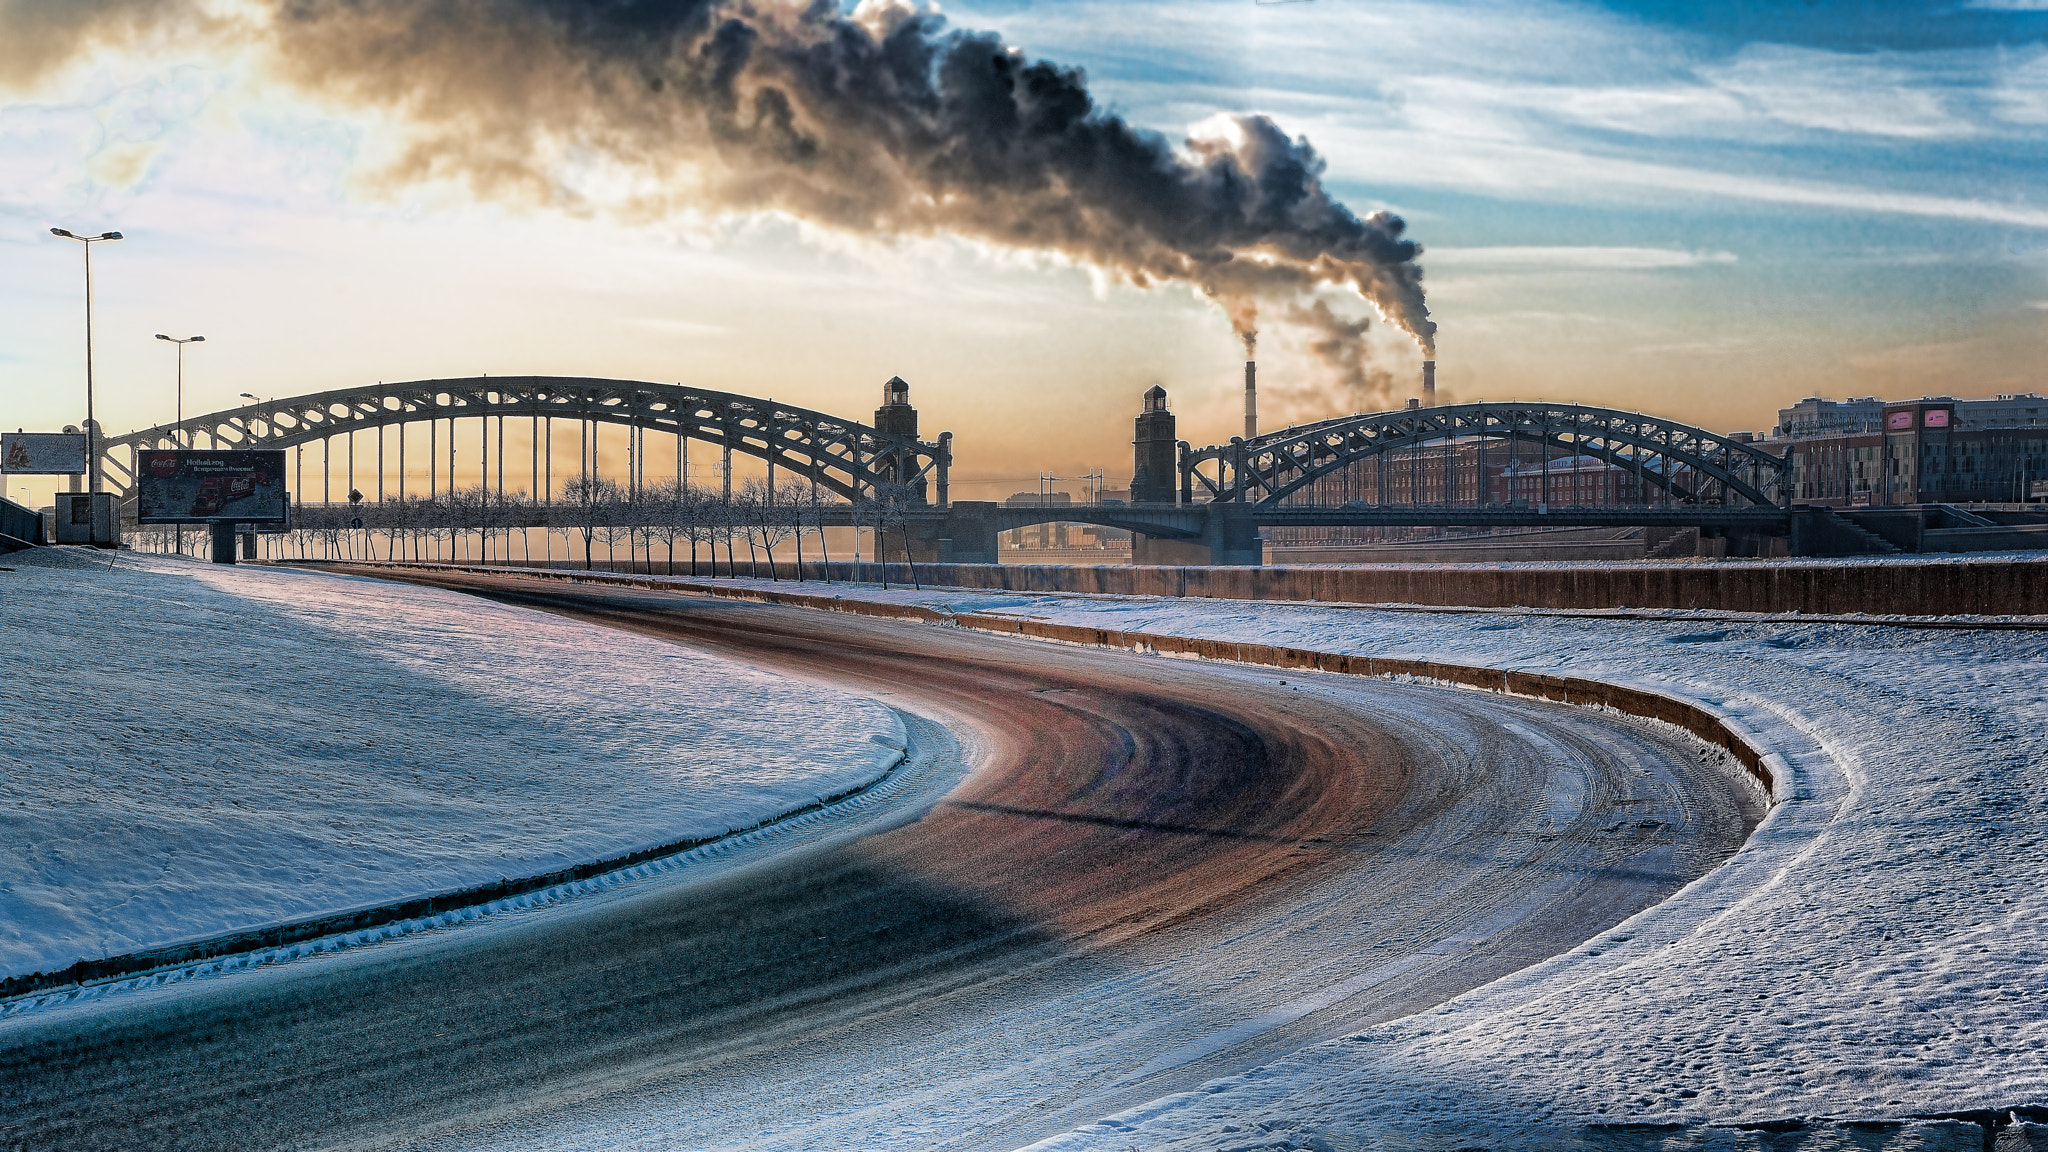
[3,0,2044,507]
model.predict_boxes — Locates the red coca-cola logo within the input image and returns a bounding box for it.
[149,453,180,478]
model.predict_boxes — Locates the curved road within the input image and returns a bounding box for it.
[0,572,1761,1151]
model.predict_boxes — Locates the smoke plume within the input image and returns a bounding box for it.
[1279,299,1397,416]
[4,0,1436,353]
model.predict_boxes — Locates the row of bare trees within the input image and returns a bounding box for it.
[180,475,926,585]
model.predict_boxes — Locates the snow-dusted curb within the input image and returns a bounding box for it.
[1,720,922,1017]
[2,556,917,1006]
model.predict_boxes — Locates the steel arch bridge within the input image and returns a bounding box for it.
[98,376,951,504]
[1181,401,1788,509]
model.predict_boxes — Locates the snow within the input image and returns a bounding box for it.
[0,553,905,988]
[1264,548,2048,572]
[645,572,2048,1143]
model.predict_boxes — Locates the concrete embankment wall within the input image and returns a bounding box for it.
[517,555,2048,616]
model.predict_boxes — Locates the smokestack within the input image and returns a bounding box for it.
[1244,359,1258,439]
[1422,360,1436,407]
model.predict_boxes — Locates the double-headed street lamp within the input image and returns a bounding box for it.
[155,334,205,557]
[51,227,122,493]
[155,334,205,448]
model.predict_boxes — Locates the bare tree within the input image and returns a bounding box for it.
[560,473,622,570]
[678,481,714,576]
[598,484,637,571]
[867,481,922,590]
[741,477,798,580]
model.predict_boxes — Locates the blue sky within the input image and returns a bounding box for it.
[1,0,2043,500]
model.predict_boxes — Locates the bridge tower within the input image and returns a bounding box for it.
[869,374,930,503]
[1131,385,1177,504]
[874,376,917,438]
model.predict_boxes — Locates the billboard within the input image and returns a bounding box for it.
[135,450,289,524]
[1885,410,1915,431]
[1,433,87,475]
[1923,409,1952,428]
[240,493,293,535]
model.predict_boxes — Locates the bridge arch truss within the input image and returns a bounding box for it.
[1182,401,1787,509]
[98,376,950,506]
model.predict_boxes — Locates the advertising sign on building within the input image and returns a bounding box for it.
[1923,409,1952,428]
[135,450,289,524]
[1886,411,1915,431]
[1,433,88,475]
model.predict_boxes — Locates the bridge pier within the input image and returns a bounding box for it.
[1131,532,1209,565]
[1203,505,1265,566]
[930,501,1001,564]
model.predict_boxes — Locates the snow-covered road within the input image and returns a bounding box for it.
[0,570,1756,1151]
[640,572,2048,1148]
[8,554,2041,1150]
[0,551,903,989]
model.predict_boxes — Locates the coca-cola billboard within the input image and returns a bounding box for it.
[135,450,289,524]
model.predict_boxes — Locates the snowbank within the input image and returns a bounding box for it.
[0,554,904,985]
[658,574,2048,1142]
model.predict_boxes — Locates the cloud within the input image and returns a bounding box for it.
[1292,115,2048,230]
[1424,247,1737,270]
[0,0,1443,353]
[982,1,2048,232]
[1697,45,1985,141]
[625,317,728,337]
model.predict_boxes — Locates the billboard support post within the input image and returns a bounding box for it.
[210,522,237,565]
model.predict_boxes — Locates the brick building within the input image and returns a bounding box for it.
[1782,399,2048,505]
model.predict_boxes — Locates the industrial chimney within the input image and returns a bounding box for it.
[1422,360,1436,407]
[1244,358,1257,439]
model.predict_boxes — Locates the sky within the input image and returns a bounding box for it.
[2,0,2045,505]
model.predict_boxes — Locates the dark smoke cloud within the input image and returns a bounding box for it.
[0,0,210,87]
[1278,298,1397,417]
[3,0,1436,352]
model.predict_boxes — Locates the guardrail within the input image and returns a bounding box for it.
[0,495,42,549]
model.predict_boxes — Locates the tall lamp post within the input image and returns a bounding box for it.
[155,334,204,556]
[51,227,123,493]
[154,334,204,446]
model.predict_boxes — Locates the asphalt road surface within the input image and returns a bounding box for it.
[0,572,1762,1151]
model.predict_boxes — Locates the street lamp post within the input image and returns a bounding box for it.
[156,333,204,558]
[154,334,205,447]
[51,227,123,493]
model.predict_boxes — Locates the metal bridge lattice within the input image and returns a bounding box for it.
[97,376,949,504]
[1181,401,1787,509]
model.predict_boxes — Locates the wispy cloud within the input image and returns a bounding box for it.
[1292,116,2048,230]
[625,318,728,337]
[1425,247,1737,270]
[985,0,2048,231]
